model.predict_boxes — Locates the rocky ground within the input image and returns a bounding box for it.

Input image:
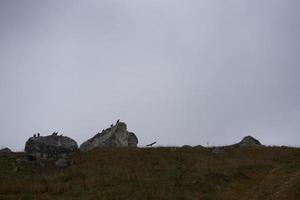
[0,146,300,200]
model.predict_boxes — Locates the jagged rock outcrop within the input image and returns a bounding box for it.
[25,134,78,159]
[238,136,262,147]
[0,147,12,153]
[80,122,138,151]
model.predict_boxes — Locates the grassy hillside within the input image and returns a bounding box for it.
[0,147,300,200]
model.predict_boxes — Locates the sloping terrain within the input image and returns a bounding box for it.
[0,147,300,200]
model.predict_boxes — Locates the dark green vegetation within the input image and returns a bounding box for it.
[1,147,300,200]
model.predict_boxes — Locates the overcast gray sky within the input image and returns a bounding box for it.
[0,0,300,151]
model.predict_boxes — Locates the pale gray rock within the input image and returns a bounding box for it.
[55,158,68,168]
[25,134,78,159]
[80,122,138,151]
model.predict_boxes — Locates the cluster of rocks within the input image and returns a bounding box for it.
[22,121,138,167]
[2,120,265,168]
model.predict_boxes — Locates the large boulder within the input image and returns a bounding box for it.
[25,134,78,159]
[238,136,262,147]
[80,122,138,151]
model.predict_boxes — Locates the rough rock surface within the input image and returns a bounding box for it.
[128,132,138,147]
[238,136,262,147]
[25,135,78,159]
[55,158,68,168]
[0,147,12,153]
[80,122,138,151]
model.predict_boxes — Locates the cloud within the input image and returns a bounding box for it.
[0,0,299,150]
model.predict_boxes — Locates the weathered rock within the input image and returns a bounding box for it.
[0,147,12,153]
[55,158,68,168]
[25,134,78,159]
[238,136,262,147]
[80,122,138,151]
[128,132,138,147]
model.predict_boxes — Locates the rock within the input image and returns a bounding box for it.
[0,147,12,153]
[238,136,262,147]
[128,132,138,147]
[55,158,68,168]
[25,134,78,159]
[80,122,138,151]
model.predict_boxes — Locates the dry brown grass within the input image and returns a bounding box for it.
[0,146,300,199]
